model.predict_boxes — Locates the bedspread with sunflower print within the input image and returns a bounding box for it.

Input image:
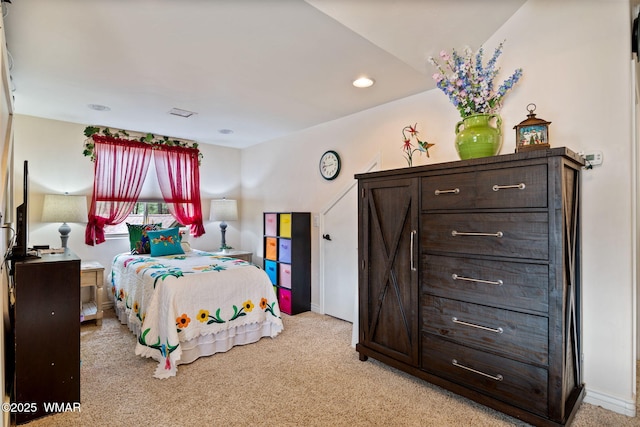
[111,249,283,378]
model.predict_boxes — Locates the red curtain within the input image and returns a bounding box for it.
[153,145,205,237]
[85,135,152,245]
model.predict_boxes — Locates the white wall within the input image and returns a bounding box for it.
[12,115,245,292]
[240,0,637,417]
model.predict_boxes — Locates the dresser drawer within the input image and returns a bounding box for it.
[422,212,548,260]
[422,165,548,210]
[81,270,99,287]
[421,171,477,210]
[422,333,548,416]
[423,255,548,313]
[422,295,548,365]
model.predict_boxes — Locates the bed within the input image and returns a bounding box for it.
[111,247,283,378]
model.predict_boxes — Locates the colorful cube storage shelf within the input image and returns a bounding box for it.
[263,212,310,315]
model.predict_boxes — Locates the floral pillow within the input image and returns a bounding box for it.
[127,223,162,254]
[147,227,185,257]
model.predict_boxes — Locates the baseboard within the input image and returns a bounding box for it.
[311,303,320,313]
[584,387,636,417]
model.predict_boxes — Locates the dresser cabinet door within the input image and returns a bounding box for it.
[13,254,81,424]
[358,178,419,366]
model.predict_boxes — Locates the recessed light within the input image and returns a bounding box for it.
[88,104,110,111]
[218,129,234,135]
[353,77,375,88]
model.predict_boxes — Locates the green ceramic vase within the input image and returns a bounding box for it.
[454,113,503,160]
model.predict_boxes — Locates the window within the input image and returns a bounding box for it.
[104,201,183,236]
[85,135,205,246]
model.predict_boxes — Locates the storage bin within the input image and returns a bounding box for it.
[264,260,278,285]
[278,239,291,263]
[279,263,292,289]
[264,213,277,236]
[265,237,278,260]
[278,288,292,315]
[279,214,292,238]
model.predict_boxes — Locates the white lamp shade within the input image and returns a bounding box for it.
[209,199,238,222]
[42,194,88,223]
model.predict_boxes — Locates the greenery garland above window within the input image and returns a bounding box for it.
[82,126,202,163]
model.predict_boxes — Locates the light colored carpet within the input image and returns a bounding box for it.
[22,309,637,426]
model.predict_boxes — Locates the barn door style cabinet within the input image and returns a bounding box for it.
[357,177,420,366]
[356,148,584,427]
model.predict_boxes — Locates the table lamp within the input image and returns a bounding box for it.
[42,193,88,248]
[209,198,238,251]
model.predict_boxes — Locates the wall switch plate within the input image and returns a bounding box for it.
[583,150,603,166]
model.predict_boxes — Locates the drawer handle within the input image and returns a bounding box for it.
[451,274,503,286]
[452,359,504,381]
[451,317,503,334]
[434,188,460,195]
[451,230,503,238]
[492,183,525,191]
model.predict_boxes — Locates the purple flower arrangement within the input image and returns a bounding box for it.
[429,41,523,118]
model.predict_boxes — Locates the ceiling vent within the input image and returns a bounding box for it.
[169,108,197,118]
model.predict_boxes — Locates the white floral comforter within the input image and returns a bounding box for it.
[111,249,283,378]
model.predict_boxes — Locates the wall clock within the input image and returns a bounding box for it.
[319,150,341,181]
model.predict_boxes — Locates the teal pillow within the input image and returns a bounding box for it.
[127,223,162,254]
[147,227,185,257]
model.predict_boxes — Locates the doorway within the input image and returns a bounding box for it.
[321,183,358,322]
[320,156,380,345]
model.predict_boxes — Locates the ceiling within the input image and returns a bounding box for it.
[2,0,526,148]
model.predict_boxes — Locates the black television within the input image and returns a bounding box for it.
[12,160,28,259]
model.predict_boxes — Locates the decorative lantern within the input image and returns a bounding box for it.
[514,103,551,153]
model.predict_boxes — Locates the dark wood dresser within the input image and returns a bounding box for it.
[356,148,584,426]
[10,250,81,424]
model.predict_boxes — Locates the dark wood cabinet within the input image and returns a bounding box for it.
[356,148,584,427]
[357,177,419,366]
[10,250,81,424]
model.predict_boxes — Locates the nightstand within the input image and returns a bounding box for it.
[211,250,253,263]
[80,261,104,325]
